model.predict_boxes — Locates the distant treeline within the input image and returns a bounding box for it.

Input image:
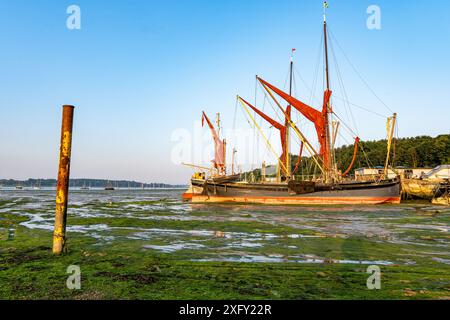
[334,134,450,171]
[0,179,186,189]
[249,135,450,178]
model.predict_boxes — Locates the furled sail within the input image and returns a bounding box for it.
[202,111,226,174]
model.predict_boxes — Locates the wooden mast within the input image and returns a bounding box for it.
[323,1,333,182]
[284,50,295,180]
[384,113,397,178]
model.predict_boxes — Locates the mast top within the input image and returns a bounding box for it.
[323,1,329,23]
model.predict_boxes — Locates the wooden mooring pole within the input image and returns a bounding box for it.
[53,105,75,255]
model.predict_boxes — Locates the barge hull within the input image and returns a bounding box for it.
[191,180,401,205]
[192,195,400,205]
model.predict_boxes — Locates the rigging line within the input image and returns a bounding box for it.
[257,81,285,124]
[232,98,239,158]
[339,122,374,170]
[332,110,372,169]
[267,97,284,124]
[239,99,289,175]
[393,117,399,167]
[283,63,291,92]
[359,141,376,170]
[328,41,351,130]
[328,27,394,114]
[334,119,374,170]
[334,130,353,168]
[332,134,364,172]
[257,93,282,164]
[259,81,325,174]
[233,98,238,132]
[257,85,312,160]
[291,71,301,124]
[332,104,379,171]
[293,53,386,119]
[256,79,321,163]
[311,31,324,106]
[292,69,298,97]
[252,77,260,170]
[294,64,322,107]
[328,34,354,131]
[332,112,359,140]
[332,95,387,118]
[293,65,321,107]
[328,34,360,137]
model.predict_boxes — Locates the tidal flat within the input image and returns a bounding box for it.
[1,189,450,300]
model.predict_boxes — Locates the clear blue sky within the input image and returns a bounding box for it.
[0,0,449,184]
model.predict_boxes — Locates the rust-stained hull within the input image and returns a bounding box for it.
[192,195,400,205]
[182,180,205,201]
[190,179,401,205]
[402,179,442,199]
[432,196,450,206]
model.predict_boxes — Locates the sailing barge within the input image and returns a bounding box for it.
[183,3,401,205]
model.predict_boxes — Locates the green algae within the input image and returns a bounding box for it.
[1,229,449,300]
[1,190,450,300]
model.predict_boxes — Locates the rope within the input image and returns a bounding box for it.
[311,32,324,106]
[328,33,360,138]
[332,112,374,170]
[240,99,289,175]
[328,27,394,114]
[332,95,388,118]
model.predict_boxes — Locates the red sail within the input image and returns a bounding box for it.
[239,97,287,168]
[257,77,332,169]
[202,112,225,172]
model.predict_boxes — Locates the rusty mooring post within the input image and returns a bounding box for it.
[53,105,75,255]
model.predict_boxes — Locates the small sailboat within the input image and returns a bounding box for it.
[105,180,115,191]
[33,179,41,190]
[81,180,90,190]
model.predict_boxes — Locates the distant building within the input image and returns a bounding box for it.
[355,167,434,181]
[355,167,396,180]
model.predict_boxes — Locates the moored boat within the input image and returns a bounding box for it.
[402,179,442,199]
[192,178,400,205]
[183,2,401,205]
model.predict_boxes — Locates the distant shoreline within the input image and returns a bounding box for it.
[0,187,187,191]
[0,178,187,189]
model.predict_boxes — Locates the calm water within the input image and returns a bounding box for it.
[1,189,450,266]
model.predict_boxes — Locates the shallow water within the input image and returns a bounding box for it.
[1,189,450,266]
